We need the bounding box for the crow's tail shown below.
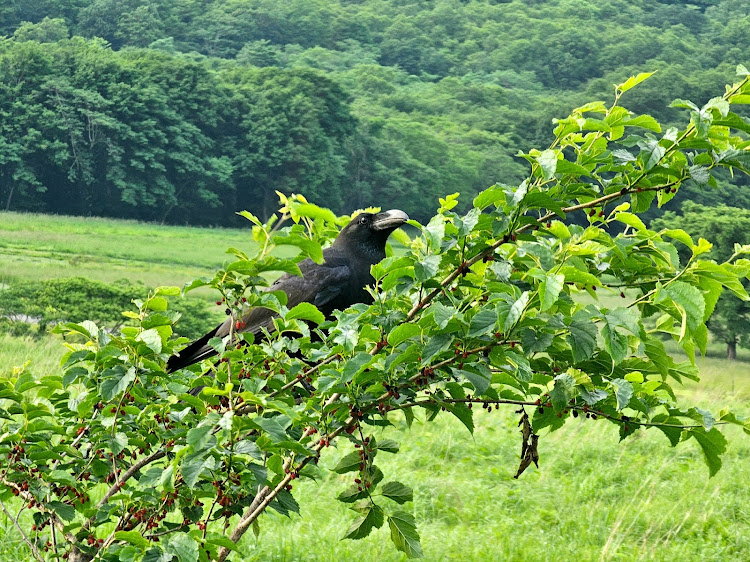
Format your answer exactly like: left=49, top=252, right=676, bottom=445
left=166, top=325, right=221, bottom=373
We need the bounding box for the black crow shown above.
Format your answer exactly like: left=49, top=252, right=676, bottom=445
left=166, top=209, right=409, bottom=373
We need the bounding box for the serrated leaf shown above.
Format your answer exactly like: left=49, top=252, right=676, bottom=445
left=536, top=149, right=558, bottom=179
left=624, top=114, right=661, bottom=132
left=136, top=328, right=163, bottom=354
left=689, top=427, right=727, bottom=477
left=662, top=281, right=706, bottom=334
left=388, top=324, right=422, bottom=347
left=431, top=302, right=457, bottom=329
left=48, top=501, right=76, bottom=522
left=181, top=452, right=214, bottom=488
left=503, top=292, right=529, bottom=331
left=611, top=379, right=634, bottom=410
left=388, top=512, right=423, bottom=558
left=382, top=481, right=414, bottom=504
left=467, top=309, right=498, bottom=337
left=344, top=505, right=385, bottom=540
left=540, top=273, right=564, bottom=311
left=186, top=425, right=213, bottom=450
left=423, top=214, right=445, bottom=251
left=115, top=531, right=151, bottom=549
left=334, top=451, right=364, bottom=474
left=101, top=367, right=136, bottom=401
left=414, top=254, right=440, bottom=282
left=286, top=302, right=325, bottom=325
left=254, top=417, right=288, bottom=443
left=165, top=533, right=198, bottom=562
left=473, top=185, right=505, bottom=209
left=376, top=439, right=400, bottom=453
left=618, top=72, right=655, bottom=93
left=550, top=374, right=575, bottom=411
left=567, top=318, right=598, bottom=362
left=453, top=367, right=491, bottom=395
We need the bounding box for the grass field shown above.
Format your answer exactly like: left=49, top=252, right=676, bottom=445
left=0, top=211, right=257, bottom=288
left=1, top=212, right=750, bottom=561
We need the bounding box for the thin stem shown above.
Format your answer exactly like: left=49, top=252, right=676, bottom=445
left=0, top=499, right=45, bottom=562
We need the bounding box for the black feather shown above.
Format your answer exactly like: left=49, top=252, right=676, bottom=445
left=166, top=209, right=408, bottom=375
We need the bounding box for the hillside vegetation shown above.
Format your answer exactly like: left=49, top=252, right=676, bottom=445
left=1, top=0, right=748, bottom=224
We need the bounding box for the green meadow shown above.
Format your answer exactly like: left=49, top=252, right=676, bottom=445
left=1, top=212, right=749, bottom=561
left=0, top=211, right=257, bottom=288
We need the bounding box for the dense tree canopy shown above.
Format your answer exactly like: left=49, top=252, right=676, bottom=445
left=1, top=1, right=748, bottom=224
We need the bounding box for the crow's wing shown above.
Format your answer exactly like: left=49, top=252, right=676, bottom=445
left=166, top=258, right=352, bottom=372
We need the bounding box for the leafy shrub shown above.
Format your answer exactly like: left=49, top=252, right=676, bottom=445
left=0, top=277, right=218, bottom=339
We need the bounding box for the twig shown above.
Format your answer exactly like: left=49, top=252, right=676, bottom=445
left=80, top=449, right=167, bottom=534
left=0, top=498, right=45, bottom=562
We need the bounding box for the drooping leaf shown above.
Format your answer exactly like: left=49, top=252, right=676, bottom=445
left=343, top=504, right=385, bottom=540
left=388, top=512, right=423, bottom=558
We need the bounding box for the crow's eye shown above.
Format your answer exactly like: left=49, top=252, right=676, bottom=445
left=359, top=216, right=368, bottom=225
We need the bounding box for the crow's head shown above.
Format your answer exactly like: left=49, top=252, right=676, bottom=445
left=334, top=209, right=409, bottom=263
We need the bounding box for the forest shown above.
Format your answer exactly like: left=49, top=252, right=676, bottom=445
left=1, top=0, right=749, bottom=226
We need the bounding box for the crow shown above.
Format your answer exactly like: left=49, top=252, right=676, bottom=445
left=166, top=209, right=409, bottom=373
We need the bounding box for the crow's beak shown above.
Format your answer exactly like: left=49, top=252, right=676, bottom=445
left=371, top=209, right=409, bottom=231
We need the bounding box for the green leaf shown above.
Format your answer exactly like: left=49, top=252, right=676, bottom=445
left=334, top=451, right=364, bottom=474
left=286, top=302, right=325, bottom=325
left=254, top=417, right=288, bottom=443
left=540, top=273, right=564, bottom=311
left=431, top=302, right=457, bottom=329
left=382, top=481, right=414, bottom=504
left=420, top=333, right=453, bottom=365
left=338, top=485, right=368, bottom=503
left=567, top=317, right=598, bottom=363
left=388, top=324, right=422, bottom=347
left=414, top=254, right=441, bottom=282
left=115, top=531, right=151, bottom=549
left=136, top=328, right=163, bottom=354
left=181, top=453, right=214, bottom=488
left=101, top=367, right=136, bottom=401
left=165, top=533, right=198, bottom=562
left=147, top=296, right=168, bottom=311
left=662, top=281, right=706, bottom=334
left=376, top=439, right=400, bottom=453
left=453, top=367, right=491, bottom=395
left=550, top=374, right=575, bottom=411
left=467, top=309, right=498, bottom=337
left=344, top=504, right=385, bottom=540
left=473, top=185, right=505, bottom=209
left=503, top=292, right=529, bottom=331
left=611, top=379, right=634, bottom=410
left=186, top=425, right=214, bottom=450
left=204, top=535, right=238, bottom=552
left=618, top=71, right=655, bottom=93
left=689, top=427, right=727, bottom=477
left=48, top=501, right=76, bottom=522
left=670, top=98, right=699, bottom=111
left=536, top=149, right=558, bottom=180
left=388, top=512, right=423, bottom=558
left=423, top=214, right=445, bottom=251
left=624, top=114, right=661, bottom=132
